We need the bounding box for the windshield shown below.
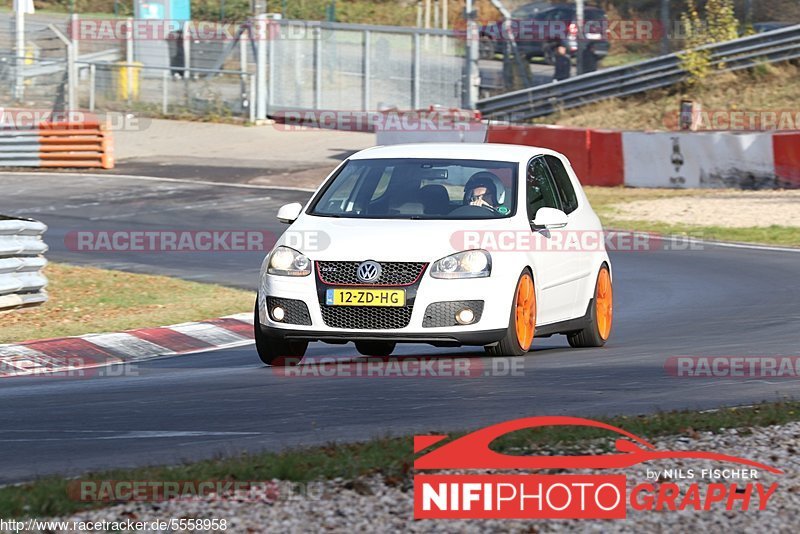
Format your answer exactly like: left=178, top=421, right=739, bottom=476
left=511, top=2, right=551, bottom=18
left=309, top=158, right=518, bottom=220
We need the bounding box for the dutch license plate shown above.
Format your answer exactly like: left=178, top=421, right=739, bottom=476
left=325, top=288, right=405, bottom=307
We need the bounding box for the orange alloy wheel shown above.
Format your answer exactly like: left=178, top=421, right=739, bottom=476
left=514, top=273, right=536, bottom=350
left=595, top=268, right=613, bottom=340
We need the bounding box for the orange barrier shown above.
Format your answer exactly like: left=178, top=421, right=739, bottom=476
left=0, top=121, right=114, bottom=169
left=38, top=122, right=114, bottom=169
left=38, top=120, right=103, bottom=130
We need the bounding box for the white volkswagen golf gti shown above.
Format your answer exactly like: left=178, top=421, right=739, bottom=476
left=255, top=143, right=613, bottom=365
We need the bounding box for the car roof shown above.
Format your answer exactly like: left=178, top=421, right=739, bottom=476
left=350, top=143, right=560, bottom=162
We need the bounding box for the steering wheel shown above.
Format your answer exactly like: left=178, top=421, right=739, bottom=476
left=448, top=205, right=497, bottom=218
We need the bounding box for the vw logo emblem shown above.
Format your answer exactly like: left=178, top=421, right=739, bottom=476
left=356, top=260, right=382, bottom=283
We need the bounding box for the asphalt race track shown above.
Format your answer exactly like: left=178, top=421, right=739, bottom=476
left=2, top=173, right=800, bottom=484
left=0, top=173, right=307, bottom=288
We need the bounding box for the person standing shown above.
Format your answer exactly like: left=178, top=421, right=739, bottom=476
left=581, top=42, right=600, bottom=74
left=553, top=44, right=571, bottom=82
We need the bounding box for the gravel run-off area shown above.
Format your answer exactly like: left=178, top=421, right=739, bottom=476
left=38, top=422, right=800, bottom=533
left=610, top=190, right=800, bottom=228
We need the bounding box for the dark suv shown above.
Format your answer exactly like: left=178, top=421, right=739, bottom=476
left=480, top=2, right=610, bottom=64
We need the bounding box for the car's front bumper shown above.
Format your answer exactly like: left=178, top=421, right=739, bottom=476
left=259, top=264, right=515, bottom=347
left=259, top=324, right=508, bottom=347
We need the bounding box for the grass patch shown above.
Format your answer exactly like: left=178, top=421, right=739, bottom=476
left=584, top=186, right=800, bottom=248
left=605, top=221, right=800, bottom=248
left=1, top=400, right=798, bottom=518
left=0, top=263, right=252, bottom=344
left=537, top=63, right=800, bottom=130
left=600, top=51, right=656, bottom=69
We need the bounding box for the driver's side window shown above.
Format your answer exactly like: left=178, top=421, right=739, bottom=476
left=322, top=166, right=362, bottom=213
left=526, top=157, right=561, bottom=221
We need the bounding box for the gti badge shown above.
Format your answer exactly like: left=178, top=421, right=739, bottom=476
left=356, top=260, right=382, bottom=283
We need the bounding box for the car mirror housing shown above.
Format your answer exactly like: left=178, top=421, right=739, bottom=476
left=276, top=202, right=303, bottom=224
left=532, top=207, right=568, bottom=229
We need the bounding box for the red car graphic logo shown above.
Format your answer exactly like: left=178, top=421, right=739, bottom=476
left=414, top=416, right=782, bottom=474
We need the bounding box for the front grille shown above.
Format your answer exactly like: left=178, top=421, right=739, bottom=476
left=423, top=300, right=485, bottom=328
left=317, top=261, right=427, bottom=286
left=267, top=297, right=312, bottom=326
left=320, top=306, right=413, bottom=330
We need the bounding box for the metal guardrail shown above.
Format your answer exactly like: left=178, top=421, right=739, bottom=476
left=0, top=216, right=48, bottom=312
left=477, top=24, right=800, bottom=120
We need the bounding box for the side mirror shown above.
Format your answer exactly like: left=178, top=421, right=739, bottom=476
left=532, top=207, right=568, bottom=229
left=276, top=202, right=303, bottom=224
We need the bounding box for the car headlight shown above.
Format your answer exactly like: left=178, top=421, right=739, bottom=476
left=431, top=250, right=491, bottom=279
left=267, top=246, right=311, bottom=276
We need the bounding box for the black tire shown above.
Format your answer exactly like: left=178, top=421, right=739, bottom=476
left=254, top=300, right=308, bottom=366
left=568, top=265, right=613, bottom=348
left=355, top=341, right=396, bottom=357
left=485, top=269, right=536, bottom=357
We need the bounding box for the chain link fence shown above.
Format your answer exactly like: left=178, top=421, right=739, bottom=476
left=265, top=21, right=462, bottom=112
left=1, top=14, right=468, bottom=121
left=1, top=14, right=73, bottom=111
left=76, top=62, right=254, bottom=119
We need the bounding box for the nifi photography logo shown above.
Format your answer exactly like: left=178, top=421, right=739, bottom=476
left=413, top=416, right=781, bottom=520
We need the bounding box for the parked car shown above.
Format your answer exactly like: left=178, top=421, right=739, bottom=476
left=480, top=2, right=610, bottom=64
left=255, top=144, right=613, bottom=365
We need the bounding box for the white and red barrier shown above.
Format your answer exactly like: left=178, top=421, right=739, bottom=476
left=621, top=131, right=777, bottom=188
left=486, top=124, right=800, bottom=189
left=773, top=132, right=800, bottom=187
left=374, top=114, right=799, bottom=188
left=487, top=125, right=624, bottom=187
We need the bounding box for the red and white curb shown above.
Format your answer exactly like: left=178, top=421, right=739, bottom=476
left=0, top=313, right=254, bottom=377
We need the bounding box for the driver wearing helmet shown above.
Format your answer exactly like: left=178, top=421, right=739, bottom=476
left=463, top=172, right=501, bottom=211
